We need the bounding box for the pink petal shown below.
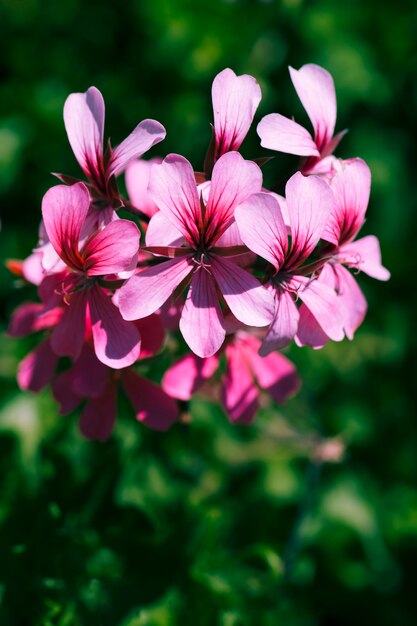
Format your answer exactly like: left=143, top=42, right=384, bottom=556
left=257, top=113, right=320, bottom=157
left=339, top=235, right=390, bottom=281
left=41, top=183, right=90, bottom=270
left=235, top=192, right=288, bottom=269
left=243, top=334, right=300, bottom=402
left=53, top=371, right=82, bottom=414
left=125, top=158, right=162, bottom=217
left=334, top=264, right=367, bottom=340
left=295, top=275, right=344, bottom=342
left=259, top=288, right=299, bottom=355
left=135, top=314, right=165, bottom=357
left=17, top=339, right=58, bottom=392
left=122, top=371, right=179, bottom=431
left=145, top=211, right=186, bottom=248
left=323, top=158, right=371, bottom=245
left=285, top=172, right=334, bottom=268
left=82, top=218, right=140, bottom=276
left=204, top=152, right=263, bottom=244
left=295, top=305, right=330, bottom=349
left=148, top=154, right=201, bottom=246
left=289, top=64, right=336, bottom=151
left=222, top=343, right=259, bottom=424
left=22, top=251, right=44, bottom=285
left=162, top=353, right=219, bottom=400
left=210, top=255, right=274, bottom=327
left=80, top=381, right=117, bottom=441
left=119, top=256, right=193, bottom=320
left=88, top=284, right=141, bottom=369
left=179, top=270, right=226, bottom=358
left=63, top=86, right=105, bottom=179
left=51, top=290, right=87, bottom=359
left=70, top=344, right=110, bottom=398
left=107, top=119, right=166, bottom=179
left=8, top=302, right=62, bottom=337
left=212, top=68, right=262, bottom=158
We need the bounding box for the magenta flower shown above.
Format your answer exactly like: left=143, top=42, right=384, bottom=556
left=119, top=151, right=275, bottom=358
left=62, top=87, right=166, bottom=204
left=41, top=182, right=141, bottom=368
left=235, top=172, right=345, bottom=355
left=52, top=316, right=177, bottom=441
left=296, top=159, right=390, bottom=347
left=204, top=68, right=262, bottom=174
left=162, top=330, right=299, bottom=424
left=257, top=64, right=346, bottom=174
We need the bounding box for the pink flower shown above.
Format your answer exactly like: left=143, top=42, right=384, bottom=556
left=257, top=64, right=346, bottom=175
left=125, top=157, right=162, bottom=218
left=296, top=159, right=390, bottom=347
left=162, top=330, right=299, bottom=424
left=52, top=316, right=177, bottom=441
left=119, top=152, right=275, bottom=358
left=41, top=182, right=141, bottom=368
left=235, top=172, right=345, bottom=355
left=204, top=68, right=262, bottom=174
left=62, top=86, right=166, bottom=203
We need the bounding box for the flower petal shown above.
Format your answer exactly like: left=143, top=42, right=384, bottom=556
left=18, top=339, right=58, bottom=392
left=257, top=113, right=320, bottom=157
left=51, top=290, right=87, bottom=359
left=210, top=255, right=274, bottom=327
left=88, top=284, right=141, bottom=369
left=289, top=64, right=336, bottom=151
left=285, top=171, right=334, bottom=268
left=80, top=381, right=117, bottom=441
left=162, top=353, right=219, bottom=400
left=107, top=119, right=166, bottom=179
left=145, top=211, right=186, bottom=248
left=41, top=182, right=90, bottom=270
left=53, top=371, right=82, bottom=414
left=339, top=235, right=390, bottom=281
left=83, top=218, right=140, bottom=276
left=179, top=270, right=226, bottom=358
left=212, top=68, right=262, bottom=159
left=125, top=158, right=162, bottom=218
left=135, top=314, right=165, bottom=358
left=122, top=371, right=179, bottom=431
left=235, top=192, right=288, bottom=269
left=259, top=288, right=299, bottom=355
left=119, top=256, right=193, bottom=320
left=64, top=86, right=105, bottom=179
left=323, top=158, right=371, bottom=245
left=222, top=343, right=259, bottom=424
left=204, top=152, right=262, bottom=244
left=295, top=276, right=344, bottom=342
left=148, top=154, right=201, bottom=245
left=242, top=334, right=300, bottom=402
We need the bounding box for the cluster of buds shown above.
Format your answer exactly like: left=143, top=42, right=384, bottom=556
left=8, top=64, right=389, bottom=440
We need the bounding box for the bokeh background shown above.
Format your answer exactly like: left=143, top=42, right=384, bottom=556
left=1, top=0, right=416, bottom=624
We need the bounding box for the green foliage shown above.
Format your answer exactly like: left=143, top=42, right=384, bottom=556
left=0, top=0, right=416, bottom=624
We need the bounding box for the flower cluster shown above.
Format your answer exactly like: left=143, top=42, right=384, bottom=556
left=8, top=64, right=389, bottom=440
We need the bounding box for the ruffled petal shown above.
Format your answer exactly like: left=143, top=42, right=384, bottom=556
left=107, top=119, right=166, bottom=179
left=257, top=113, right=320, bottom=157
left=179, top=270, right=226, bottom=358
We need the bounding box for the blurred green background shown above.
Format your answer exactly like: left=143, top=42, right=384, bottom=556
left=0, top=0, right=416, bottom=624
